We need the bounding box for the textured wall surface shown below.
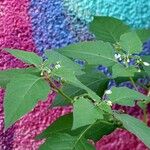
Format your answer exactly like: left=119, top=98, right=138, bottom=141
left=64, top=0, right=150, bottom=29
left=0, top=0, right=150, bottom=149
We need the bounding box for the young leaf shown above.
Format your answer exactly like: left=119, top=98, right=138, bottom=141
left=5, top=49, right=43, bottom=67
left=58, top=41, right=117, bottom=67
left=89, top=16, right=130, bottom=43
left=112, top=63, right=138, bottom=78
left=0, top=67, right=40, bottom=88
left=114, top=113, right=150, bottom=148
left=52, top=70, right=109, bottom=107
left=107, top=87, right=148, bottom=106
left=136, top=29, right=150, bottom=43
left=45, top=51, right=84, bottom=75
left=73, top=98, right=103, bottom=129
left=4, top=74, right=50, bottom=128
left=120, top=32, right=143, bottom=54
left=39, top=133, right=95, bottom=150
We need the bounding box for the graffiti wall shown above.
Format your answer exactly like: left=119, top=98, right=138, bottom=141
left=0, top=0, right=150, bottom=149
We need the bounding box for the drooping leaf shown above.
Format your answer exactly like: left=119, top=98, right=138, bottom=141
left=58, top=41, right=117, bottom=67
left=52, top=69, right=109, bottom=107
left=4, top=74, right=50, bottom=128
left=5, top=49, right=43, bottom=67
left=120, top=32, right=143, bottom=54
left=136, top=29, right=150, bottom=43
left=37, top=113, right=117, bottom=142
left=89, top=16, right=130, bottom=43
left=112, top=63, right=138, bottom=78
left=39, top=133, right=95, bottom=150
left=37, top=113, right=73, bottom=139
left=45, top=51, right=84, bottom=75
left=73, top=98, right=103, bottom=129
left=107, top=87, right=148, bottom=106
left=0, top=67, right=40, bottom=88
left=114, top=113, right=150, bottom=148
left=83, top=120, right=117, bottom=141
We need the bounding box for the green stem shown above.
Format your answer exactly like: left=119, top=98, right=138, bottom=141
left=129, top=77, right=138, bottom=91
left=57, top=87, right=73, bottom=103
left=44, top=72, right=73, bottom=103
left=129, top=77, right=148, bottom=123
left=49, top=79, right=73, bottom=103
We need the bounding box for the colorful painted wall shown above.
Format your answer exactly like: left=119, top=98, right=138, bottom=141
left=0, top=0, right=150, bottom=149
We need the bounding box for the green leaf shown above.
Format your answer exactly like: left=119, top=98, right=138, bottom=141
left=52, top=67, right=101, bottom=102
left=83, top=120, right=117, bottom=141
left=112, top=63, right=138, bottom=78
left=37, top=113, right=73, bottom=139
left=45, top=51, right=84, bottom=75
left=120, top=32, right=143, bottom=54
left=98, top=101, right=112, bottom=114
left=143, top=66, right=150, bottom=76
left=0, top=67, right=40, bottom=88
left=58, top=41, right=117, bottom=67
left=114, top=113, right=150, bottom=148
left=107, top=87, right=148, bottom=106
left=136, top=29, right=150, bottom=43
left=73, top=98, right=103, bottom=129
left=141, top=56, right=150, bottom=76
left=5, top=49, right=43, bottom=67
left=4, top=74, right=50, bottom=128
left=39, top=133, right=95, bottom=150
left=89, top=16, right=130, bottom=43
left=37, top=113, right=117, bottom=142
left=52, top=67, right=83, bottom=88
left=141, top=56, right=150, bottom=63
left=52, top=69, right=109, bottom=107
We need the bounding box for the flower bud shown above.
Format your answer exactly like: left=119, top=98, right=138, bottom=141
left=143, top=62, right=150, bottom=66
left=114, top=53, right=121, bottom=59
left=106, top=100, right=112, bottom=106
left=55, top=64, right=61, bottom=69
left=105, top=90, right=112, bottom=95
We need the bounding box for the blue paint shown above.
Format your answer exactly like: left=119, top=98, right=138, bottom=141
left=28, top=0, right=92, bottom=53
left=64, top=0, right=150, bottom=29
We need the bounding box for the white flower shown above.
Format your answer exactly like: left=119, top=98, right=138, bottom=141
left=55, top=64, right=61, bottom=69
left=138, top=69, right=141, bottom=72
left=105, top=90, right=112, bottom=95
left=127, top=58, right=130, bottom=63
left=106, top=100, right=112, bottom=106
left=114, top=53, right=121, bottom=59
left=143, top=62, right=150, bottom=66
